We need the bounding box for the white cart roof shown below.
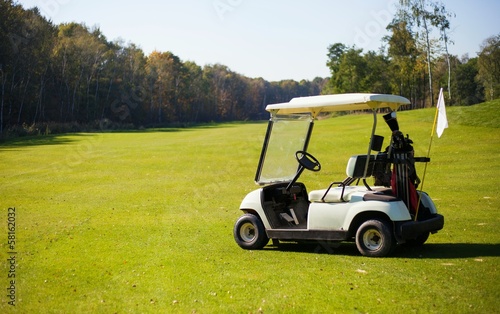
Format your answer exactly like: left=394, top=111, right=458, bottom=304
left=266, top=93, right=410, bottom=117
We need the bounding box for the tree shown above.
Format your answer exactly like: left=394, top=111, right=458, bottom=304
left=324, top=43, right=347, bottom=94
left=326, top=43, right=347, bottom=75
left=0, top=1, right=56, bottom=130
left=454, top=56, right=483, bottom=105
left=433, top=3, right=455, bottom=101
left=53, top=23, right=109, bottom=121
left=363, top=51, right=392, bottom=94
left=0, top=0, right=23, bottom=133
left=1, top=1, right=335, bottom=134
left=327, top=46, right=367, bottom=93
left=145, top=51, right=183, bottom=123
left=477, top=34, right=500, bottom=101
left=203, top=64, right=231, bottom=121
left=181, top=61, right=208, bottom=122
left=244, top=77, right=267, bottom=120
left=104, top=41, right=147, bottom=124
left=398, top=0, right=454, bottom=106
left=401, top=0, right=435, bottom=105
left=385, top=18, right=419, bottom=103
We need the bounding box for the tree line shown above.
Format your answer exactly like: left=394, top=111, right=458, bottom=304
left=325, top=0, right=499, bottom=108
left=0, top=0, right=327, bottom=136
left=1, top=0, right=499, bottom=137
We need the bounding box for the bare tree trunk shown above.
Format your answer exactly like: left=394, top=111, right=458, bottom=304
left=72, top=68, right=84, bottom=120
left=443, top=29, right=452, bottom=101
left=36, top=68, right=48, bottom=124
left=420, top=0, right=434, bottom=107
left=94, top=71, right=100, bottom=121
left=103, top=67, right=115, bottom=120
left=158, top=84, right=163, bottom=124
left=20, top=75, right=31, bottom=124
left=86, top=75, right=92, bottom=121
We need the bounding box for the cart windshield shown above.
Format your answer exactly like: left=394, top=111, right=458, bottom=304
left=255, top=114, right=314, bottom=185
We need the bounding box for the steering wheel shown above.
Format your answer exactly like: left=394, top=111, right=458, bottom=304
left=295, top=151, right=321, bottom=172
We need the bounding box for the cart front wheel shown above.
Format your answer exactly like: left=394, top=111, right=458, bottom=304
left=355, top=219, right=395, bottom=257
left=234, top=214, right=269, bottom=250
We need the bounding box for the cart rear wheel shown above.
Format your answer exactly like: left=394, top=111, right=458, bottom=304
left=355, top=219, right=395, bottom=257
left=234, top=214, right=268, bottom=250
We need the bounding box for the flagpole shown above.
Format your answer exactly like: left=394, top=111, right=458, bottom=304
left=415, top=89, right=441, bottom=221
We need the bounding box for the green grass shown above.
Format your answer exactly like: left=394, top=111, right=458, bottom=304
left=1, top=102, right=499, bottom=313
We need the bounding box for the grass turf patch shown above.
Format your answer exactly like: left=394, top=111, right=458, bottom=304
left=0, top=103, right=498, bottom=313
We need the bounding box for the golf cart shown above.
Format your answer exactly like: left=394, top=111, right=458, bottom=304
left=233, top=93, right=444, bottom=257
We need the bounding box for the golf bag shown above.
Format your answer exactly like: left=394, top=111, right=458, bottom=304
left=384, top=112, right=420, bottom=215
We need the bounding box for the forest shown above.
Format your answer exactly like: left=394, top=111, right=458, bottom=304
left=1, top=0, right=499, bottom=137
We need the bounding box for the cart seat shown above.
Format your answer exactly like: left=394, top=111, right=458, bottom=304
left=308, top=154, right=376, bottom=203
left=309, top=185, right=368, bottom=203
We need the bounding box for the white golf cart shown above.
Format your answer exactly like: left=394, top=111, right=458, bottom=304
left=233, top=93, right=444, bottom=257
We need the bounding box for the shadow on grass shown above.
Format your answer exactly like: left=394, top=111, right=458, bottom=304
left=116, top=120, right=267, bottom=133
left=264, top=242, right=500, bottom=259
left=0, top=133, right=93, bottom=150
left=0, top=121, right=268, bottom=148
left=394, top=243, right=500, bottom=259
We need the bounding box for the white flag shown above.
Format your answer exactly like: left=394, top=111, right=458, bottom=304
left=436, top=88, right=448, bottom=138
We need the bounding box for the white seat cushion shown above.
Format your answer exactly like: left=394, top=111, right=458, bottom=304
left=309, top=186, right=368, bottom=203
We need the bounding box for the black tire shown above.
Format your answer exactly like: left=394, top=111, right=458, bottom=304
left=233, top=214, right=269, bottom=250
left=355, top=219, right=395, bottom=257
left=404, top=232, right=430, bottom=247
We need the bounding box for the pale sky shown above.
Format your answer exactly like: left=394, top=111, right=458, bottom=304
left=18, top=0, right=500, bottom=81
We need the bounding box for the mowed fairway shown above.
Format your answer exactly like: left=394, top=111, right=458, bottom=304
left=1, top=102, right=499, bottom=313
